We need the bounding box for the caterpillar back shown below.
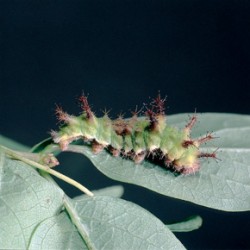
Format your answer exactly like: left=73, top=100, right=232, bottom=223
left=51, top=94, right=216, bottom=174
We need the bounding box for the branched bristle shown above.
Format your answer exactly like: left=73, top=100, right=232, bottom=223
left=144, top=93, right=167, bottom=131
left=145, top=108, right=158, bottom=130
left=55, top=105, right=70, bottom=123
left=185, top=114, right=197, bottom=131
left=50, top=130, right=60, bottom=143
left=197, top=133, right=216, bottom=145
left=150, top=92, right=166, bottom=115
left=117, top=112, right=125, bottom=120
left=130, top=105, right=143, bottom=117
left=101, top=108, right=111, bottom=118
left=79, top=94, right=93, bottom=119
left=199, top=147, right=219, bottom=160
left=145, top=108, right=157, bottom=120
left=199, top=151, right=217, bottom=159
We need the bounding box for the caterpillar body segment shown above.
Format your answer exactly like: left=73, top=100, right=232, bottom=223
left=51, top=94, right=216, bottom=174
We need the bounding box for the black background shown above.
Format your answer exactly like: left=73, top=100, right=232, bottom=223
left=1, top=1, right=250, bottom=249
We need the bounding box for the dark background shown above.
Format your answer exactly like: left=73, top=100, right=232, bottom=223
left=1, top=0, right=250, bottom=249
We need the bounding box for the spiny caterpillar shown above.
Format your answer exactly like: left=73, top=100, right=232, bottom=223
left=51, top=94, right=216, bottom=174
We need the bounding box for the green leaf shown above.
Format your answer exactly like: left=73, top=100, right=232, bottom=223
left=66, top=196, right=185, bottom=250
left=0, top=134, right=30, bottom=151
left=167, top=215, right=202, bottom=232
left=0, top=150, right=184, bottom=249
left=29, top=213, right=88, bottom=250
left=73, top=185, right=124, bottom=201
left=72, top=113, right=250, bottom=211
left=0, top=152, right=64, bottom=249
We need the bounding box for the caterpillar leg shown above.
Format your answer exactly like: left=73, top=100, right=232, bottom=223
left=91, top=140, right=105, bottom=154
left=179, top=161, right=200, bottom=175
left=108, top=146, right=121, bottom=157
left=133, top=151, right=147, bottom=164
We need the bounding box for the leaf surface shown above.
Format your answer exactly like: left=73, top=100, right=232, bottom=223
left=0, top=134, right=29, bottom=151
left=0, top=153, right=64, bottom=249
left=167, top=215, right=202, bottom=232
left=73, top=185, right=124, bottom=201
left=67, top=196, right=185, bottom=250
left=0, top=148, right=183, bottom=249
left=29, top=213, right=88, bottom=250
left=74, top=113, right=250, bottom=211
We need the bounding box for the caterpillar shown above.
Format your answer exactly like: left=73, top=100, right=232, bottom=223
left=51, top=94, right=216, bottom=174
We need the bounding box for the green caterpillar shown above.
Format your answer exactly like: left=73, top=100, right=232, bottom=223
left=51, top=94, right=216, bottom=174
